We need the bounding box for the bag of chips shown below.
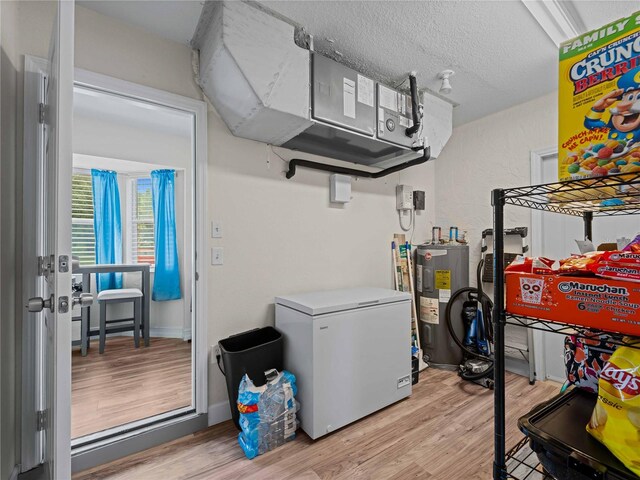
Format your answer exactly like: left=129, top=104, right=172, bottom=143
left=622, top=234, right=640, bottom=253
left=558, top=251, right=602, bottom=274
left=505, top=256, right=555, bottom=274
left=587, top=341, right=640, bottom=476
left=564, top=331, right=619, bottom=393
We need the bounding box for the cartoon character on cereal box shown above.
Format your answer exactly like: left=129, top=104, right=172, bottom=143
left=585, top=67, right=640, bottom=147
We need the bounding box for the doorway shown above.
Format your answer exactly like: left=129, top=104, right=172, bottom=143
left=22, top=59, right=209, bottom=475
left=530, top=148, right=640, bottom=381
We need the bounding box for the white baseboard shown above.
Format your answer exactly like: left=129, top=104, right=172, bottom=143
left=208, top=400, right=232, bottom=426
left=10, top=465, right=19, bottom=480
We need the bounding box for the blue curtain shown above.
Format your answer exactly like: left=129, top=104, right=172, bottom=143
left=91, top=169, right=123, bottom=291
left=151, top=169, right=181, bottom=301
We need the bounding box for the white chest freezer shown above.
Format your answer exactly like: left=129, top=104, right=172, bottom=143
left=275, top=287, right=412, bottom=439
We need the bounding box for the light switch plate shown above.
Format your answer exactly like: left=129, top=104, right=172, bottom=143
left=211, top=221, right=223, bottom=238
left=211, top=247, right=224, bottom=265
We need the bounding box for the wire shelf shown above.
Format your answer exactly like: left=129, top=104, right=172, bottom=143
left=505, top=313, right=640, bottom=349
left=499, top=172, right=640, bottom=216
left=505, top=437, right=553, bottom=480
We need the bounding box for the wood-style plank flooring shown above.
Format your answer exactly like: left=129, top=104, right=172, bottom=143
left=72, top=336, right=192, bottom=438
left=74, top=369, right=560, bottom=479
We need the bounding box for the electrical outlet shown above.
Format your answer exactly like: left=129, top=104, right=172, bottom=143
left=211, top=221, right=223, bottom=238
left=211, top=247, right=224, bottom=265
left=211, top=344, right=221, bottom=364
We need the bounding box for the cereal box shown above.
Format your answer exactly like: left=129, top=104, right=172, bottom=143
left=559, top=10, right=640, bottom=181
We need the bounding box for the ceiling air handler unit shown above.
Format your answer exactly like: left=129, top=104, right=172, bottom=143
left=192, top=1, right=451, bottom=178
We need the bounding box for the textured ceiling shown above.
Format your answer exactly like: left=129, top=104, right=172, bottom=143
left=79, top=0, right=640, bottom=126
left=261, top=0, right=562, bottom=125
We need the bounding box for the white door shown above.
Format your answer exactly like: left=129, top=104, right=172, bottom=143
left=25, top=2, right=75, bottom=478
left=531, top=149, right=640, bottom=381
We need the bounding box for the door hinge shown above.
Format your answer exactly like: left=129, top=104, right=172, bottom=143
left=38, top=103, right=47, bottom=124
left=36, top=410, right=47, bottom=431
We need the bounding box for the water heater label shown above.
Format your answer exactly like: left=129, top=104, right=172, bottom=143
left=420, top=297, right=439, bottom=324
left=439, top=289, right=451, bottom=304
left=435, top=270, right=451, bottom=290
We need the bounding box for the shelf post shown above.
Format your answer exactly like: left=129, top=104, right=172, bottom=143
left=492, top=188, right=507, bottom=479
left=583, top=211, right=593, bottom=241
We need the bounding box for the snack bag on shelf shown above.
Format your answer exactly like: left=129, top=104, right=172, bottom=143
left=505, top=256, right=555, bottom=274
left=590, top=250, right=640, bottom=283
left=564, top=331, right=619, bottom=393
left=623, top=234, right=640, bottom=253
left=558, top=251, right=603, bottom=274
left=587, top=341, right=640, bottom=475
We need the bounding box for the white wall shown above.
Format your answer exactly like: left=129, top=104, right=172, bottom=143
left=5, top=2, right=436, bottom=430
left=1, top=1, right=21, bottom=476
left=435, top=93, right=558, bottom=285
left=73, top=5, right=437, bottom=408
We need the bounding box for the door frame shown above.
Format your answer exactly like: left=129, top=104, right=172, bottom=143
left=22, top=59, right=210, bottom=473
left=22, top=54, right=49, bottom=474
left=529, top=146, right=562, bottom=382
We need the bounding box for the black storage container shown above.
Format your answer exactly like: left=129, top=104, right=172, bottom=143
left=518, top=388, right=637, bottom=480
left=218, top=327, right=283, bottom=429
left=411, top=355, right=419, bottom=385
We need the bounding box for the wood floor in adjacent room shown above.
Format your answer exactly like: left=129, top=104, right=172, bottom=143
left=72, top=336, right=192, bottom=439
left=74, top=369, right=560, bottom=480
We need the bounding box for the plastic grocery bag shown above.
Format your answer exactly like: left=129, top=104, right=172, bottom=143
left=587, top=341, right=640, bottom=475
left=237, top=369, right=298, bottom=459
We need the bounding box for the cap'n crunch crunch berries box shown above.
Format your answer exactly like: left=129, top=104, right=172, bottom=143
left=559, top=10, right=640, bottom=181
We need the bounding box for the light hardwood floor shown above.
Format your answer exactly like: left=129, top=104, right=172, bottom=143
left=74, top=370, right=560, bottom=479
left=72, top=336, right=192, bottom=438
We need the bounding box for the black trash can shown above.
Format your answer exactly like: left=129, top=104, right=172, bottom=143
left=217, top=327, right=283, bottom=429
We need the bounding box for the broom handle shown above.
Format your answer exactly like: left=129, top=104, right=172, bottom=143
left=405, top=242, right=422, bottom=352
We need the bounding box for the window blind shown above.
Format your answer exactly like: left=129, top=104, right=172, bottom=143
left=71, top=173, right=96, bottom=265
left=131, top=177, right=155, bottom=266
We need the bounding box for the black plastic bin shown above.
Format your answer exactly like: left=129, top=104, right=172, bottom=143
left=518, top=388, right=637, bottom=480
left=217, top=327, right=283, bottom=429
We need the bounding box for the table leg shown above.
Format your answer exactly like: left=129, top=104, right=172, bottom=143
left=144, top=268, right=150, bottom=347
left=83, top=272, right=91, bottom=355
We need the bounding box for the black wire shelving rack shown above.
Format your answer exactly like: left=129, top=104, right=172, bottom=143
left=492, top=172, right=640, bottom=480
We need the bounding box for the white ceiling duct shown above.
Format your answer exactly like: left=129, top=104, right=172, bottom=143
left=192, top=1, right=453, bottom=175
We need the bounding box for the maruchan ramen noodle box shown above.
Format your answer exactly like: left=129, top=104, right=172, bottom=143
left=587, top=343, right=640, bottom=476
left=505, top=273, right=640, bottom=337
left=559, top=10, right=640, bottom=181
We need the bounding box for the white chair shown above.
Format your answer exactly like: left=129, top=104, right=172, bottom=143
left=97, top=288, right=143, bottom=354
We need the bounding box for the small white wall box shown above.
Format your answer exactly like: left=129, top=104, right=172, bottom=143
left=330, top=174, right=351, bottom=203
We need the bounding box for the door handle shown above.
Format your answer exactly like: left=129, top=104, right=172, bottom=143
left=26, top=294, right=54, bottom=313
left=72, top=293, right=93, bottom=308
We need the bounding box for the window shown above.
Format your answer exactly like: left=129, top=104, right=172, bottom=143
left=71, top=173, right=96, bottom=265
left=130, top=177, right=155, bottom=266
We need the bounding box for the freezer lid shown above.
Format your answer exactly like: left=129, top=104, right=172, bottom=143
left=275, top=287, right=410, bottom=316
